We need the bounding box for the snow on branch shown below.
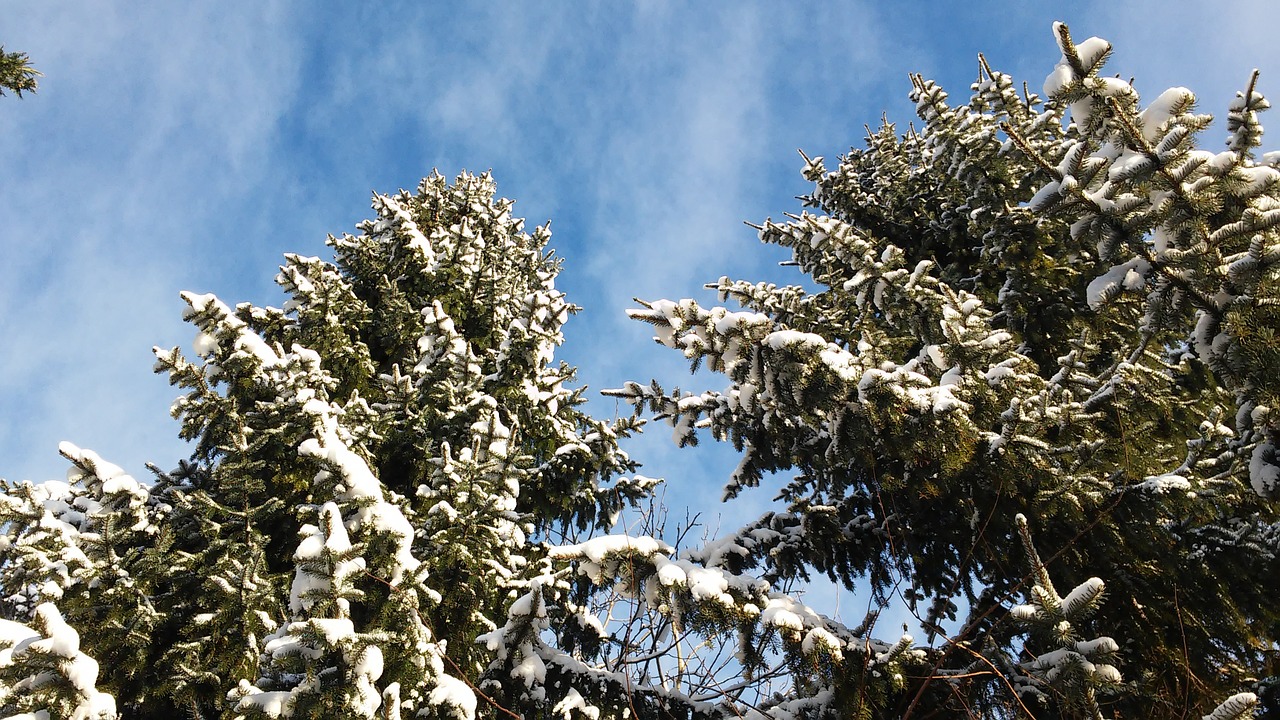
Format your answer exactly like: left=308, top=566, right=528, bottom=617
left=0, top=602, right=117, bottom=719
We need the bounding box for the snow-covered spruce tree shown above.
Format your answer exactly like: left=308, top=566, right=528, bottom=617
left=1, top=171, right=657, bottom=719
left=146, top=171, right=669, bottom=718
left=608, top=23, right=1280, bottom=719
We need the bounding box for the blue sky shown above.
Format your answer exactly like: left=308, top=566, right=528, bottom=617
left=3, top=2, right=1279, bottom=625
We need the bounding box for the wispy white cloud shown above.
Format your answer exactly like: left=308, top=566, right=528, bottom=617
left=0, top=2, right=304, bottom=481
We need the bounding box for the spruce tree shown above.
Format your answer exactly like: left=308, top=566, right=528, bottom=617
left=608, top=22, right=1280, bottom=719
left=0, top=172, right=657, bottom=718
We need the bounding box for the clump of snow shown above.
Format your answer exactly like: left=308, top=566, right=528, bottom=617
left=289, top=503, right=367, bottom=615
left=1043, top=62, right=1074, bottom=99
left=801, top=627, right=844, bottom=660
left=1061, top=577, right=1104, bottom=618
left=1204, top=693, right=1259, bottom=720
left=1108, top=148, right=1154, bottom=181
left=193, top=331, right=220, bottom=356
left=1249, top=441, right=1279, bottom=497
left=760, top=597, right=819, bottom=635
left=552, top=688, right=600, bottom=720
left=1043, top=27, right=1110, bottom=98
left=1010, top=602, right=1041, bottom=622
left=427, top=674, right=477, bottom=720
left=1133, top=473, right=1191, bottom=494
left=350, top=644, right=385, bottom=717
left=763, top=329, right=830, bottom=352
left=1074, top=36, right=1111, bottom=72
left=1138, top=87, right=1195, bottom=144
left=511, top=650, right=548, bottom=686
left=1237, top=165, right=1280, bottom=195
left=1086, top=257, right=1150, bottom=309
left=1029, top=180, right=1062, bottom=211
left=0, top=618, right=39, bottom=667
left=229, top=681, right=294, bottom=719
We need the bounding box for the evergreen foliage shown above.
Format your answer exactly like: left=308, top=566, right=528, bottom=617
left=0, top=46, right=39, bottom=97
left=2, top=21, right=1278, bottom=720
left=609, top=21, right=1280, bottom=720
left=0, top=602, right=118, bottom=719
